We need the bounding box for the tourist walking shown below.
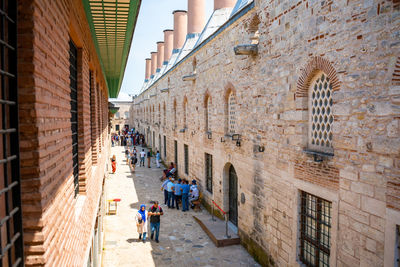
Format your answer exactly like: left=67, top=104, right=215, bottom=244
left=139, top=149, right=146, bottom=167
left=135, top=204, right=148, bottom=243
left=156, top=150, right=161, bottom=168
left=111, top=155, right=116, bottom=174
left=161, top=178, right=170, bottom=205
left=148, top=201, right=163, bottom=243
left=167, top=177, right=175, bottom=208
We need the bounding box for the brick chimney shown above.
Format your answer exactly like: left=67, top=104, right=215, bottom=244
left=172, top=10, right=187, bottom=52
left=145, top=58, right=151, bottom=81
left=156, top=42, right=164, bottom=71
left=214, top=0, right=236, bottom=10
left=188, top=0, right=205, bottom=34
left=150, top=52, right=157, bottom=78
left=163, top=30, right=174, bottom=64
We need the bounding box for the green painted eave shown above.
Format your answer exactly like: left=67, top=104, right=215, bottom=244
left=83, top=0, right=141, bottom=98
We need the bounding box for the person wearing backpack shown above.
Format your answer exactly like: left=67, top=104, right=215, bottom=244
left=148, top=201, right=163, bottom=243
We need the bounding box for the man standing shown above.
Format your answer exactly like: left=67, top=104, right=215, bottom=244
left=181, top=180, right=190, bottom=212
left=156, top=150, right=161, bottom=168
left=174, top=179, right=182, bottom=210
left=139, top=149, right=146, bottom=167
left=148, top=201, right=163, bottom=243
left=189, top=180, right=199, bottom=208
left=161, top=178, right=169, bottom=205
left=167, top=177, right=175, bottom=208
left=147, top=150, right=152, bottom=168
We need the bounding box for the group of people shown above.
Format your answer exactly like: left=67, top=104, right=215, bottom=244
left=110, top=130, right=202, bottom=244
left=161, top=174, right=199, bottom=211
left=111, top=128, right=146, bottom=147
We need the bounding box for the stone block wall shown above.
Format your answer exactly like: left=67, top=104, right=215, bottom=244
left=133, top=1, right=399, bottom=266
left=18, top=0, right=110, bottom=265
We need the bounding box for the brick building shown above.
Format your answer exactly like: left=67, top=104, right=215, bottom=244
left=0, top=0, right=140, bottom=266
left=132, top=0, right=400, bottom=266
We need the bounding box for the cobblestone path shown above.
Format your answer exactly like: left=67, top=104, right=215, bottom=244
left=102, top=145, right=260, bottom=267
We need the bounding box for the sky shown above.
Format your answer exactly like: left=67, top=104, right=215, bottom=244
left=111, top=0, right=214, bottom=101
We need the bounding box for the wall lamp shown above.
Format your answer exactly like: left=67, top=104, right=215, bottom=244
left=234, top=44, right=258, bottom=56
left=207, top=131, right=212, bottom=139
left=182, top=73, right=197, bottom=81
left=231, top=134, right=241, bottom=141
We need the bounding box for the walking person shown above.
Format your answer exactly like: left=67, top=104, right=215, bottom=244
left=156, top=150, right=161, bottom=168
left=147, top=149, right=152, bottom=168
left=110, top=155, right=116, bottom=174
left=135, top=204, right=148, bottom=243
left=148, top=201, right=163, bottom=243
left=181, top=179, right=190, bottom=212
left=139, top=149, right=146, bottom=167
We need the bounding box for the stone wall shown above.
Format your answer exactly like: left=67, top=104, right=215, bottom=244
left=18, top=0, right=110, bottom=265
left=110, top=101, right=133, bottom=133
left=132, top=1, right=400, bottom=266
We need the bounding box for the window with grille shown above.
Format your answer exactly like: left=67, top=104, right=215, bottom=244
left=174, top=140, right=178, bottom=169
left=309, top=72, right=333, bottom=153
left=300, top=191, right=331, bottom=267
left=163, top=103, right=166, bottom=126
left=205, top=96, right=211, bottom=132
left=396, top=225, right=400, bottom=266
left=205, top=153, right=213, bottom=193
left=0, top=0, right=24, bottom=264
left=174, top=102, right=177, bottom=128
left=69, top=39, right=79, bottom=197
left=163, top=136, right=166, bottom=158
left=228, top=92, right=236, bottom=134
left=184, top=144, right=189, bottom=175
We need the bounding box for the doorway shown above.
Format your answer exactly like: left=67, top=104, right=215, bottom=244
left=228, top=165, right=238, bottom=226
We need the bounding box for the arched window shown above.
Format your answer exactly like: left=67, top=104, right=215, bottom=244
left=173, top=99, right=177, bottom=128
left=309, top=71, right=333, bottom=152
left=163, top=102, right=166, bottom=126
left=124, top=111, right=129, bottom=119
left=205, top=95, right=211, bottom=132
left=228, top=92, right=236, bottom=134
left=183, top=97, right=188, bottom=128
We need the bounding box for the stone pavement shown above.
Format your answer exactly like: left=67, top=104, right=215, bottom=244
left=102, top=145, right=260, bottom=267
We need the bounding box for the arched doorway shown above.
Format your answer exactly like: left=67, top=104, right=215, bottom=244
left=228, top=165, right=238, bottom=226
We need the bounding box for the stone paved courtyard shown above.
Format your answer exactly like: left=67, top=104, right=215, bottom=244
left=102, top=145, right=260, bottom=267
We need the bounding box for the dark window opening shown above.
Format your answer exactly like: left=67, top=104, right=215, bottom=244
left=300, top=191, right=331, bottom=267
left=184, top=144, right=189, bottom=175
left=205, top=153, right=213, bottom=193
left=174, top=140, right=178, bottom=170
left=0, top=0, right=24, bottom=264
left=69, top=39, right=79, bottom=197
left=163, top=135, right=166, bottom=158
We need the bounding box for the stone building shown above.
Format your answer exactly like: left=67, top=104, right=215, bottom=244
left=110, top=101, right=134, bottom=133
left=0, top=0, right=140, bottom=266
left=132, top=0, right=400, bottom=266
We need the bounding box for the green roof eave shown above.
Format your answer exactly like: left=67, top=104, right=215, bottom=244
left=83, top=0, right=141, bottom=98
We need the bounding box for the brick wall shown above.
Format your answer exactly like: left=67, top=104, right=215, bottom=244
left=18, top=0, right=110, bottom=265
left=132, top=0, right=400, bottom=266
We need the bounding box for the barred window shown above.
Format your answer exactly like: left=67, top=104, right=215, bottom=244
left=309, top=72, right=333, bottom=152
left=228, top=92, right=236, bottom=134
left=174, top=101, right=177, bottom=128
left=205, top=153, right=213, bottom=193
left=174, top=140, right=178, bottom=169
left=184, top=144, right=189, bottom=175
left=163, top=102, right=166, bottom=126
left=396, top=225, right=400, bottom=266
left=300, top=191, right=331, bottom=267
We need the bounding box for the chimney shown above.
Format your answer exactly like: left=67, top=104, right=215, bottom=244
left=163, top=30, right=174, bottom=63
left=214, top=0, right=236, bottom=10
left=188, top=0, right=205, bottom=34
left=145, top=58, right=151, bottom=81
left=172, top=10, right=187, bottom=51
left=150, top=52, right=157, bottom=77
left=156, top=42, right=165, bottom=71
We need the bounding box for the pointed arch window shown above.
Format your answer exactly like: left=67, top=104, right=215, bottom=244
left=228, top=92, right=236, bottom=134
left=308, top=72, right=333, bottom=153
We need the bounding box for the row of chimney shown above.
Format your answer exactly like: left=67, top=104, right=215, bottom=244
left=144, top=0, right=236, bottom=81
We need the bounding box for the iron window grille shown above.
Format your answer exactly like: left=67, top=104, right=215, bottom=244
left=205, top=153, right=213, bottom=193
left=396, top=225, right=400, bottom=266
left=0, top=0, right=24, bottom=264
left=184, top=144, right=189, bottom=175
left=300, top=191, right=331, bottom=267
left=174, top=140, right=178, bottom=170
left=163, top=136, right=166, bottom=158
left=69, top=39, right=79, bottom=197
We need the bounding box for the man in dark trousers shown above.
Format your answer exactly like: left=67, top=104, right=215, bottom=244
left=147, top=149, right=152, bottom=168
left=148, top=201, right=163, bottom=243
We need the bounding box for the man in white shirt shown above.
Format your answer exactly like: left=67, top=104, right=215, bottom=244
left=139, top=149, right=146, bottom=167
left=189, top=180, right=199, bottom=208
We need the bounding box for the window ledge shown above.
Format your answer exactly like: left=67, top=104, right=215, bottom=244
left=75, top=195, right=87, bottom=222
left=303, top=149, right=334, bottom=162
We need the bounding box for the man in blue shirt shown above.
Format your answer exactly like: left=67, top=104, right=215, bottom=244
left=161, top=178, right=169, bottom=205
left=181, top=179, right=190, bottom=212
left=174, top=179, right=182, bottom=210
left=166, top=177, right=175, bottom=208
